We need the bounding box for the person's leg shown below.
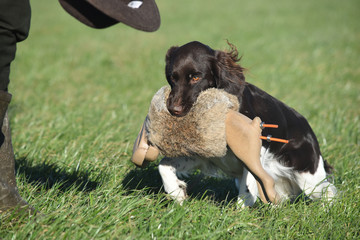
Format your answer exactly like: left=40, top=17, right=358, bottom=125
left=0, top=0, right=32, bottom=213
left=0, top=92, right=33, bottom=213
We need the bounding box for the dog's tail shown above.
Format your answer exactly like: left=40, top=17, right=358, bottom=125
left=323, top=158, right=334, bottom=174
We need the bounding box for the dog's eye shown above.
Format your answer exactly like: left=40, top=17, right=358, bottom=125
left=192, top=76, right=200, bottom=81
left=189, top=75, right=201, bottom=83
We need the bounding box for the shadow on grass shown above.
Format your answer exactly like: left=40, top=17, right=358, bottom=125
left=121, top=163, right=238, bottom=204
left=15, top=157, right=100, bottom=192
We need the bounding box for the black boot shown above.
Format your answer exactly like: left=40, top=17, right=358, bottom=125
left=0, top=90, right=34, bottom=214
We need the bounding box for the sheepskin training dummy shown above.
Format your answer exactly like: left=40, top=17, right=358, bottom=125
left=131, top=86, right=279, bottom=204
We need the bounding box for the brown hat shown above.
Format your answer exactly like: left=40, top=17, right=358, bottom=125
left=58, top=0, right=160, bottom=32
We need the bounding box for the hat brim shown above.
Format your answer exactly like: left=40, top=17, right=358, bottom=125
left=59, top=0, right=160, bottom=32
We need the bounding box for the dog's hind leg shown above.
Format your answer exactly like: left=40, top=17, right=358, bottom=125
left=158, top=157, right=201, bottom=205
left=294, top=156, right=337, bottom=202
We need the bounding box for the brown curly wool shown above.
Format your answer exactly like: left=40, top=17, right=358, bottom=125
left=145, top=86, right=240, bottom=158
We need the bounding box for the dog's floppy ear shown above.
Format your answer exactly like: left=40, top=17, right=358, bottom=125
left=165, top=46, right=179, bottom=79
left=213, top=42, right=245, bottom=90
left=166, top=46, right=178, bottom=64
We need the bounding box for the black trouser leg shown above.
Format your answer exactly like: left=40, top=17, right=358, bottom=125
left=0, top=0, right=32, bottom=214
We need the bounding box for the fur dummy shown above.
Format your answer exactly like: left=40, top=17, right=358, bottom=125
left=131, top=86, right=280, bottom=204
left=145, top=86, right=239, bottom=158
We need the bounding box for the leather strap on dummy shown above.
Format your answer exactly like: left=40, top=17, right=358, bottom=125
left=131, top=117, right=159, bottom=168
left=225, top=110, right=280, bottom=204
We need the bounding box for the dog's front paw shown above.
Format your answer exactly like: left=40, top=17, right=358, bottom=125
left=165, top=179, right=188, bottom=205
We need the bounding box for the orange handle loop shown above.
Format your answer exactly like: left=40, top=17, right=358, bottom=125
left=262, top=123, right=278, bottom=128
left=260, top=136, right=289, bottom=144
left=260, top=122, right=278, bottom=129
left=259, top=122, right=289, bottom=144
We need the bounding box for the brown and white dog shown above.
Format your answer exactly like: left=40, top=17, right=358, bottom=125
left=158, top=41, right=336, bottom=206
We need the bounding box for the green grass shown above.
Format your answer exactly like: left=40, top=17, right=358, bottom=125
left=1, top=0, right=359, bottom=239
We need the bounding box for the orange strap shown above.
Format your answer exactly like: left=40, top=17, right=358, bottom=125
left=260, top=122, right=289, bottom=144
left=260, top=136, right=289, bottom=144
left=261, top=123, right=278, bottom=129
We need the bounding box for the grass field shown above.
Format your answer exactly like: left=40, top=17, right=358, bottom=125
left=1, top=0, right=359, bottom=239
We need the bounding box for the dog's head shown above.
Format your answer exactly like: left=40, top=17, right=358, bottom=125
left=165, top=41, right=246, bottom=117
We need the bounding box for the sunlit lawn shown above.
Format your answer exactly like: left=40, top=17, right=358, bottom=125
left=1, top=0, right=359, bottom=239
